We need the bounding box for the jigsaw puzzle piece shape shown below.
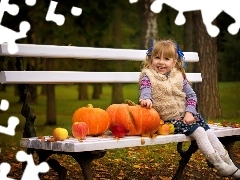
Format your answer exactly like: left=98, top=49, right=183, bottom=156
left=0, top=116, right=19, bottom=136
left=150, top=0, right=164, bottom=13
left=223, top=5, right=240, bottom=35
left=0, top=0, right=19, bottom=22
left=201, top=7, right=222, bottom=37
left=25, top=0, right=37, bottom=6
left=0, top=99, right=9, bottom=111
left=0, top=162, right=15, bottom=180
left=129, top=0, right=138, bottom=3
left=0, top=21, right=30, bottom=54
left=16, top=151, right=49, bottom=180
left=175, top=12, right=186, bottom=25
left=0, top=99, right=19, bottom=136
left=71, top=6, right=82, bottom=16
left=46, top=0, right=65, bottom=26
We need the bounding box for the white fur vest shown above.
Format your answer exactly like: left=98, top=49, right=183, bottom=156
left=140, top=67, right=186, bottom=121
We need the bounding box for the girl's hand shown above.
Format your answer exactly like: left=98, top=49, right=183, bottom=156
left=183, top=112, right=196, bottom=124
left=139, top=99, right=152, bottom=109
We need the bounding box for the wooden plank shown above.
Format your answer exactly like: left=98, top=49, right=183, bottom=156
left=0, top=43, right=199, bottom=62
left=0, top=71, right=202, bottom=84
left=20, top=127, right=240, bottom=153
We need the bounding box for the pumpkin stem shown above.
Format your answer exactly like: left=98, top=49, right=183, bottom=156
left=125, top=99, right=136, bottom=106
left=87, top=104, right=93, bottom=108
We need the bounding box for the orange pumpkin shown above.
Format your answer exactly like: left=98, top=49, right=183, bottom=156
left=72, top=104, right=111, bottom=136
left=106, top=100, right=161, bottom=135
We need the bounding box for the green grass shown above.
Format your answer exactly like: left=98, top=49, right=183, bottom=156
left=0, top=82, right=239, bottom=146
left=218, top=82, right=240, bottom=120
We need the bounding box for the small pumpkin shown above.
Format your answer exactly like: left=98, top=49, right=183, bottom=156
left=106, top=100, right=161, bottom=136
left=72, top=104, right=111, bottom=136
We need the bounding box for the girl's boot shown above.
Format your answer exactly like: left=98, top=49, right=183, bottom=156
left=206, top=151, right=238, bottom=177
left=190, top=127, right=238, bottom=177
left=206, top=129, right=240, bottom=179
left=220, top=151, right=240, bottom=179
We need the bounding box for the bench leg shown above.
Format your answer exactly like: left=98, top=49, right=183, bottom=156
left=37, top=150, right=67, bottom=180
left=22, top=148, right=35, bottom=172
left=47, top=158, right=67, bottom=180
left=71, top=150, right=107, bottom=180
left=172, top=141, right=198, bottom=180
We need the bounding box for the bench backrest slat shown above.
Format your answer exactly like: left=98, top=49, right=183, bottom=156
left=0, top=43, right=199, bottom=62
left=0, top=71, right=202, bottom=84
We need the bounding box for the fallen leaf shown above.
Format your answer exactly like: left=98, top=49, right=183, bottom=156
left=133, top=164, right=141, bottom=168
left=141, top=138, right=145, bottom=145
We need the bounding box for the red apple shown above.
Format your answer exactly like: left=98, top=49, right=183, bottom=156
left=72, top=122, right=89, bottom=140
left=110, top=123, right=129, bottom=138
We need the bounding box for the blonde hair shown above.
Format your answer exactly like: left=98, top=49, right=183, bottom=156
left=141, top=39, right=187, bottom=79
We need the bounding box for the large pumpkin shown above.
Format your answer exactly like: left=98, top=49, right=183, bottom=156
left=106, top=100, right=161, bottom=135
left=72, top=104, right=111, bottom=136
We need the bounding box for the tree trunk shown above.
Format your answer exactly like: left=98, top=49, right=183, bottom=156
left=92, top=60, right=102, bottom=100
left=92, top=84, right=102, bottom=99
left=45, top=59, right=57, bottom=125
left=183, top=12, right=194, bottom=74
left=183, top=12, right=193, bottom=51
left=192, top=11, right=221, bottom=119
left=46, top=84, right=56, bottom=125
left=139, top=0, right=158, bottom=49
left=78, top=84, right=89, bottom=100
left=111, top=5, right=124, bottom=104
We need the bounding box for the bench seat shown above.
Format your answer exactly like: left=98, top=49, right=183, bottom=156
left=20, top=125, right=240, bottom=152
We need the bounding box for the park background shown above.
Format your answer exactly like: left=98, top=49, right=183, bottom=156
left=0, top=1, right=239, bottom=179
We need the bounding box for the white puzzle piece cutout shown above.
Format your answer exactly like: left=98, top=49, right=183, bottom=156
left=16, top=151, right=49, bottom=180
left=0, top=116, right=19, bottom=136
left=46, top=0, right=65, bottom=26
left=0, top=99, right=19, bottom=136
left=0, top=0, right=31, bottom=54
left=46, top=0, right=82, bottom=26
left=71, top=6, right=82, bottom=16
left=130, top=0, right=240, bottom=37
left=0, top=0, right=82, bottom=54
left=0, top=163, right=15, bottom=180
left=25, top=0, right=37, bottom=6
left=129, top=0, right=138, bottom=4
left=0, top=99, right=9, bottom=111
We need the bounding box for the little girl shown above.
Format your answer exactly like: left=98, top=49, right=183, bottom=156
left=139, top=39, right=240, bottom=179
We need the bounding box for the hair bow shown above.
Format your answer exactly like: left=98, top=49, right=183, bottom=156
left=146, top=39, right=154, bottom=56
left=175, top=43, right=187, bottom=68
left=176, top=43, right=184, bottom=59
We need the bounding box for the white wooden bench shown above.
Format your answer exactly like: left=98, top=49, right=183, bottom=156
left=0, top=43, right=239, bottom=180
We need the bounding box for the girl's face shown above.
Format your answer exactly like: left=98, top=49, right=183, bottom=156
left=151, top=54, right=176, bottom=74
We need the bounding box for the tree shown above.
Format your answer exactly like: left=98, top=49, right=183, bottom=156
left=183, top=12, right=194, bottom=51
left=139, top=0, right=159, bottom=49
left=183, top=12, right=195, bottom=74
left=45, top=59, right=57, bottom=125
left=111, top=3, right=124, bottom=104
left=192, top=11, right=221, bottom=119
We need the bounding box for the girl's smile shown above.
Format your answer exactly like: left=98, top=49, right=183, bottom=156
left=151, top=54, right=176, bottom=74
